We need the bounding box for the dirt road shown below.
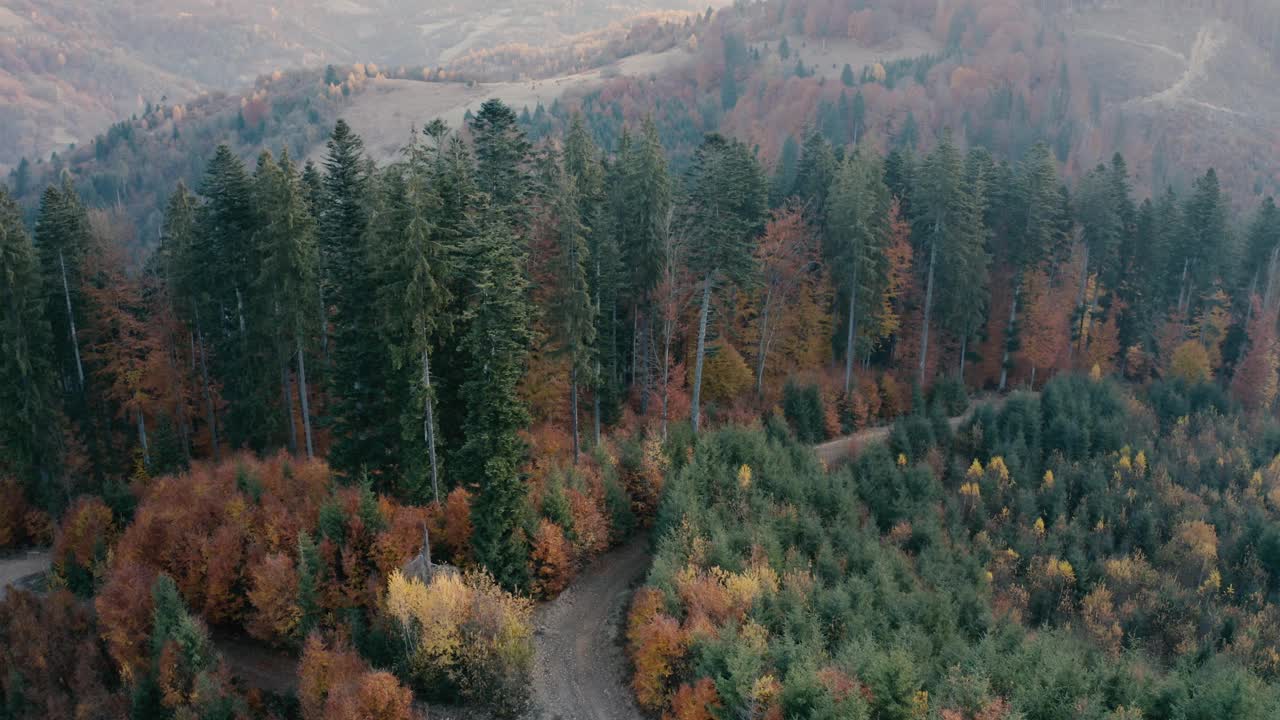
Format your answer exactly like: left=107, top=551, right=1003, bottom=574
left=813, top=393, right=1019, bottom=466
left=0, top=550, right=50, bottom=594
left=529, top=539, right=649, bottom=720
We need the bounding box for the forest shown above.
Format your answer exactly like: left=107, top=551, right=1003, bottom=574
left=3, top=3, right=1280, bottom=718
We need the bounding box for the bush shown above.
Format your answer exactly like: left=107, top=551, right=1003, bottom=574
left=927, top=377, right=969, bottom=417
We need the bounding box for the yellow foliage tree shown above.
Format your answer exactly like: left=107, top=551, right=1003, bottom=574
left=1167, top=340, right=1211, bottom=385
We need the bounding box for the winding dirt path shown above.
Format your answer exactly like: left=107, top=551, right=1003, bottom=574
left=0, top=550, right=50, bottom=594
left=530, top=539, right=650, bottom=720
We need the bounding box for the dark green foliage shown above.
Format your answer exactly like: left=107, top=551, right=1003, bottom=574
left=782, top=382, right=826, bottom=444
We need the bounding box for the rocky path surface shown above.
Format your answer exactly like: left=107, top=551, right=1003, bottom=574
left=529, top=539, right=650, bottom=720
left=0, top=550, right=50, bottom=594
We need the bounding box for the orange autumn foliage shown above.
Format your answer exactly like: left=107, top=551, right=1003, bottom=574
left=530, top=519, right=574, bottom=598
left=247, top=552, right=301, bottom=645
left=630, top=611, right=685, bottom=711
left=95, top=562, right=158, bottom=681
left=666, top=677, right=722, bottom=720
left=53, top=495, right=115, bottom=570
left=299, top=635, right=418, bottom=720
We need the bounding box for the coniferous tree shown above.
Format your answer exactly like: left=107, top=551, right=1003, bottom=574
left=936, top=149, right=992, bottom=377
left=684, top=134, right=767, bottom=433
left=828, top=147, right=891, bottom=393
left=1244, top=197, right=1280, bottom=306
left=1177, top=169, right=1231, bottom=315
left=457, top=217, right=532, bottom=590
left=319, top=122, right=395, bottom=481
left=563, top=113, right=613, bottom=444
left=35, top=177, right=91, bottom=395
left=997, top=142, right=1064, bottom=390
left=0, top=188, right=61, bottom=497
left=911, top=130, right=973, bottom=384
left=790, top=129, right=837, bottom=243
left=544, top=153, right=596, bottom=463
left=470, top=99, right=532, bottom=219
left=378, top=133, right=451, bottom=502
left=610, top=118, right=670, bottom=412
left=253, top=150, right=318, bottom=458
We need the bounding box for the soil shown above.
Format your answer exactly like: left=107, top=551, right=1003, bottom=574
left=528, top=539, right=650, bottom=720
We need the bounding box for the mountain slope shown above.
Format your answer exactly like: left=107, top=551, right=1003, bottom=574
left=0, top=0, right=724, bottom=170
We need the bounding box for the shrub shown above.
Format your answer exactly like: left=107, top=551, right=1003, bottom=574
left=783, top=382, right=828, bottom=443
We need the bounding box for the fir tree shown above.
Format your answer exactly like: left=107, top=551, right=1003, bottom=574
left=470, top=99, right=531, bottom=218
left=684, top=134, right=767, bottom=432
left=0, top=187, right=60, bottom=496
left=457, top=218, right=533, bottom=590
left=828, top=147, right=892, bottom=392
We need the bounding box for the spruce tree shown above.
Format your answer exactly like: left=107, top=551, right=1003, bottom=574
left=684, top=134, right=767, bottom=433
left=544, top=153, right=596, bottom=463
left=470, top=99, right=531, bottom=218
left=936, top=148, right=992, bottom=377
left=0, top=187, right=60, bottom=495
left=997, top=142, right=1064, bottom=390
left=377, top=134, right=451, bottom=503
left=457, top=218, right=532, bottom=590
left=320, top=122, right=396, bottom=481
left=34, top=177, right=91, bottom=395
left=912, top=130, right=986, bottom=385
left=563, top=113, right=614, bottom=444
left=828, top=147, right=892, bottom=393
left=253, top=150, right=319, bottom=458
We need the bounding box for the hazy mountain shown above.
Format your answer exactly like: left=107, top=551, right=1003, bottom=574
left=0, top=0, right=726, bottom=170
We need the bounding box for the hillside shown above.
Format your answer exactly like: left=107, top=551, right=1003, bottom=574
left=0, top=0, right=724, bottom=171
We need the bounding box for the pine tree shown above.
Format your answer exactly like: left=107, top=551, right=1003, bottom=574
left=1244, top=197, right=1280, bottom=306
left=253, top=150, right=319, bottom=458
left=790, top=129, right=837, bottom=241
left=828, top=147, right=891, bottom=393
left=684, top=134, right=767, bottom=432
left=563, top=113, right=613, bottom=444
left=997, top=142, right=1064, bottom=390
left=936, top=149, right=992, bottom=377
left=610, top=118, right=671, bottom=412
left=457, top=218, right=532, bottom=590
left=912, top=130, right=982, bottom=385
left=159, top=183, right=221, bottom=461
left=1177, top=169, right=1231, bottom=315
left=320, top=122, right=396, bottom=481
left=377, top=133, right=451, bottom=502
left=34, top=177, right=91, bottom=396
left=0, top=187, right=60, bottom=496
left=470, top=99, right=532, bottom=218
left=196, top=145, right=271, bottom=450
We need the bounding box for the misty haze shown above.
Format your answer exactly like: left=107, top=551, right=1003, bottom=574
left=3, top=2, right=1280, bottom=719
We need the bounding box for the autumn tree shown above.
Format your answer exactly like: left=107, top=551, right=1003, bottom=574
left=1232, top=296, right=1279, bottom=412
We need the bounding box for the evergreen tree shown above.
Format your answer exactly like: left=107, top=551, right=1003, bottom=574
left=34, top=177, right=91, bottom=396
left=253, top=150, right=319, bottom=458
left=828, top=147, right=891, bottom=392
left=470, top=99, right=531, bottom=218
left=378, top=134, right=451, bottom=502
left=544, top=154, right=596, bottom=463
left=790, top=129, right=837, bottom=241
left=319, top=122, right=395, bottom=481
left=912, top=130, right=984, bottom=384
left=683, top=134, right=767, bottom=432
left=1178, top=169, right=1232, bottom=314
left=609, top=118, right=671, bottom=412
left=1245, top=196, right=1280, bottom=305
left=997, top=142, right=1064, bottom=390
left=936, top=149, right=992, bottom=376
left=841, top=63, right=856, bottom=87
left=457, top=218, right=533, bottom=590
left=563, top=113, right=614, bottom=443
left=0, top=188, right=60, bottom=497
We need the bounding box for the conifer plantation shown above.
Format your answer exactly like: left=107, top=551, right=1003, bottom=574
left=4, top=17, right=1280, bottom=717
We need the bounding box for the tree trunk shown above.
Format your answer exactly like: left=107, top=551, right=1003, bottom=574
left=195, top=314, right=220, bottom=461
left=844, top=264, right=860, bottom=394
left=1177, top=257, right=1191, bottom=314
left=755, top=285, right=774, bottom=396
left=421, top=348, right=440, bottom=504
left=691, top=273, right=714, bottom=434
left=959, top=335, right=968, bottom=378
left=1069, top=241, right=1091, bottom=367
left=136, top=407, right=150, bottom=469
left=297, top=334, right=314, bottom=459
left=661, top=312, right=673, bottom=440
left=638, top=315, right=651, bottom=415
left=59, top=251, right=85, bottom=390
left=1266, top=246, right=1280, bottom=311
left=998, top=279, right=1020, bottom=392
left=281, top=357, right=299, bottom=455
left=570, top=364, right=580, bottom=465
left=235, top=286, right=247, bottom=335
left=918, top=235, right=938, bottom=386
left=318, top=285, right=330, bottom=367
left=593, top=360, right=602, bottom=447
